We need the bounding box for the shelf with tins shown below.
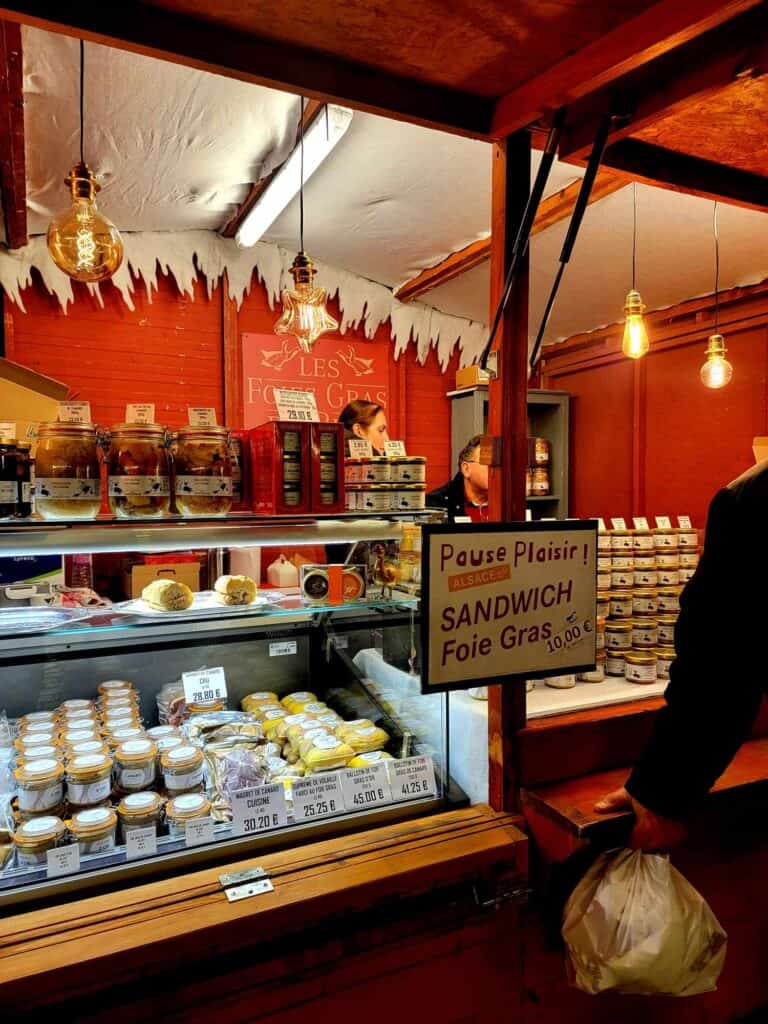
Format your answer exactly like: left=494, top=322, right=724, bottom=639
left=0, top=517, right=463, bottom=910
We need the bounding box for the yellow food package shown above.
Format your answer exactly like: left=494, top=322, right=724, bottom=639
left=241, top=691, right=278, bottom=713
left=344, top=724, right=389, bottom=754
left=348, top=751, right=394, bottom=768
left=260, top=706, right=287, bottom=737
left=275, top=713, right=316, bottom=743
left=285, top=719, right=322, bottom=749
left=247, top=702, right=284, bottom=722
left=301, top=701, right=329, bottom=716
left=335, top=719, right=375, bottom=742
left=314, top=711, right=344, bottom=730
left=280, top=691, right=318, bottom=715
left=301, top=734, right=354, bottom=772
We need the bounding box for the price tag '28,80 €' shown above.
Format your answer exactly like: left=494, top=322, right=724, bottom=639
left=182, top=667, right=228, bottom=706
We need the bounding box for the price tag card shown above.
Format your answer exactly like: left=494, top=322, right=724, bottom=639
left=678, top=516, right=692, bottom=529
left=125, top=825, right=158, bottom=861
left=384, top=440, right=407, bottom=457
left=0, top=421, right=16, bottom=440
left=231, top=784, right=289, bottom=836
left=596, top=518, right=607, bottom=532
left=126, top=403, right=155, bottom=424
left=340, top=762, right=393, bottom=812
left=274, top=388, right=320, bottom=423
left=188, top=407, right=218, bottom=427
left=389, top=756, right=437, bottom=803
left=269, top=641, right=297, bottom=658
left=26, top=423, right=39, bottom=441
left=348, top=438, right=373, bottom=458
left=182, top=666, right=227, bottom=705
left=655, top=516, right=672, bottom=529
left=610, top=518, right=627, bottom=530
left=185, top=817, right=215, bottom=847
left=292, top=773, right=345, bottom=823
left=632, top=517, right=650, bottom=531
left=47, top=844, right=80, bottom=878
left=58, top=401, right=92, bottom=424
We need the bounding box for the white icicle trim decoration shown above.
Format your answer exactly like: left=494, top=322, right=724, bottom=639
left=0, top=232, right=488, bottom=369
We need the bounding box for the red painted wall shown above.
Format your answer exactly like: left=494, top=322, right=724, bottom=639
left=3, top=268, right=457, bottom=491
left=542, top=284, right=768, bottom=529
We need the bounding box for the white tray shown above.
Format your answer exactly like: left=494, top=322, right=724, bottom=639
left=0, top=606, right=90, bottom=634
left=111, top=591, right=275, bottom=620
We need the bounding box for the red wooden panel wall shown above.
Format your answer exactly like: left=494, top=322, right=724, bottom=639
left=543, top=284, right=768, bottom=529
left=3, top=268, right=458, bottom=492
left=4, top=270, right=224, bottom=429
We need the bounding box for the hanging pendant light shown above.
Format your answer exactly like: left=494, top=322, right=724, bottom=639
left=47, top=40, right=123, bottom=283
left=621, top=183, right=650, bottom=360
left=700, top=202, right=733, bottom=390
left=274, top=97, right=339, bottom=353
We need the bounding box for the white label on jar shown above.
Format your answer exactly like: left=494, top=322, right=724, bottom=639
left=392, top=490, right=426, bottom=510
left=680, top=553, right=699, bottom=567
left=175, top=475, right=233, bottom=496
left=626, top=663, right=657, bottom=683
left=658, top=597, right=680, bottom=613
left=658, top=570, right=679, bottom=585
left=597, top=556, right=611, bottom=571
left=119, top=764, right=155, bottom=789
left=394, top=463, right=426, bottom=483
left=634, top=572, right=658, bottom=586
left=654, top=533, right=675, bottom=548
left=633, top=535, right=655, bottom=550
left=611, top=555, right=633, bottom=568
left=606, top=656, right=625, bottom=675
left=611, top=572, right=633, bottom=586
left=81, top=833, right=115, bottom=856
left=68, top=776, right=111, bottom=805
left=21, top=482, right=31, bottom=502
left=611, top=600, right=632, bottom=617
left=126, top=403, right=155, bottom=424
left=658, top=625, right=675, bottom=644
left=0, top=481, right=15, bottom=502
left=656, top=554, right=680, bottom=567
left=126, top=825, right=158, bottom=860
left=361, top=464, right=390, bottom=481
left=35, top=478, right=101, bottom=500
left=606, top=633, right=631, bottom=649
left=319, top=461, right=337, bottom=482
left=657, top=655, right=674, bottom=676
left=17, top=781, right=63, bottom=812
left=58, top=401, right=92, bottom=424
left=164, top=765, right=204, bottom=791
left=678, top=532, right=697, bottom=548
left=358, top=490, right=392, bottom=511
left=18, top=848, right=48, bottom=867
left=108, top=475, right=170, bottom=497
left=679, top=568, right=696, bottom=583
left=187, top=407, right=218, bottom=427
left=597, top=573, right=611, bottom=589
left=633, top=629, right=658, bottom=646
left=47, top=844, right=80, bottom=878
left=611, top=535, right=633, bottom=550
left=634, top=600, right=656, bottom=615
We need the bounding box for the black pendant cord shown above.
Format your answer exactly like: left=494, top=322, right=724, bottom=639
left=631, top=181, right=637, bottom=292
left=529, top=113, right=614, bottom=372
left=713, top=201, right=720, bottom=333
left=79, top=38, right=85, bottom=166
left=299, top=96, right=304, bottom=253
left=478, top=106, right=567, bottom=371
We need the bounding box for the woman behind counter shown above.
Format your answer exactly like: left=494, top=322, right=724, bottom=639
left=339, top=400, right=389, bottom=455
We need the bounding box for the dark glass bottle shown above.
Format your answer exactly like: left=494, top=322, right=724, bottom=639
left=0, top=442, right=18, bottom=518
left=15, top=442, right=32, bottom=518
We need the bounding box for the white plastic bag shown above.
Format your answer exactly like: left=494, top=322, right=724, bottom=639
left=562, top=848, right=727, bottom=996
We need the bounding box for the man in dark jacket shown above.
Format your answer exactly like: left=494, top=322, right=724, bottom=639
left=427, top=436, right=489, bottom=522
left=596, top=460, right=768, bottom=849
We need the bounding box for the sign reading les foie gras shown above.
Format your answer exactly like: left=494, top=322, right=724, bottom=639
left=421, top=522, right=597, bottom=692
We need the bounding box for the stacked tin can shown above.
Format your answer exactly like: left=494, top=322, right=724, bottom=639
left=344, top=456, right=427, bottom=512
left=600, top=523, right=699, bottom=684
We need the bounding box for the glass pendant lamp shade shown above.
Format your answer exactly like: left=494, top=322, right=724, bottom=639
left=621, top=289, right=650, bottom=359
left=275, top=252, right=339, bottom=353
left=700, top=333, right=733, bottom=389
left=47, top=162, right=124, bottom=282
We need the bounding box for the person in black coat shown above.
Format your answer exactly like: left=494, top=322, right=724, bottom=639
left=596, top=460, right=768, bottom=849
left=427, top=436, right=489, bottom=522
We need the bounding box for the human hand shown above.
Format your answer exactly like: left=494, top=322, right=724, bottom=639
left=594, top=787, right=687, bottom=852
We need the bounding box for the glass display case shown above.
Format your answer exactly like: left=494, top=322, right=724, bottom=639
left=0, top=514, right=465, bottom=909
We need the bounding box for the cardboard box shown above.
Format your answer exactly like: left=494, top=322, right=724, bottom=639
left=455, top=364, right=490, bottom=391
left=127, top=561, right=200, bottom=599
left=0, top=357, right=69, bottom=451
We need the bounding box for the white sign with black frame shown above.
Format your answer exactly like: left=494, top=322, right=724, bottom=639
left=421, top=521, right=598, bottom=693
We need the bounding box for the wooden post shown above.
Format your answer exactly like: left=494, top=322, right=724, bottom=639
left=487, top=132, right=531, bottom=812
left=222, top=272, right=243, bottom=428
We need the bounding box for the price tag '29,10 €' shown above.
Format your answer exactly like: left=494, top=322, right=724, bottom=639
left=182, top=666, right=228, bottom=706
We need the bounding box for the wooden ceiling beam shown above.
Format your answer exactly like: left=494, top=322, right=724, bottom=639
left=394, top=169, right=626, bottom=303
left=558, top=4, right=768, bottom=163
left=0, top=19, right=26, bottom=248
left=491, top=0, right=764, bottom=139
left=220, top=98, right=323, bottom=239
left=600, top=139, right=768, bottom=211
left=0, top=3, right=494, bottom=140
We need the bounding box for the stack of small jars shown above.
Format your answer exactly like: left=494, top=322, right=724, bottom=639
left=598, top=524, right=699, bottom=685
left=8, top=679, right=210, bottom=870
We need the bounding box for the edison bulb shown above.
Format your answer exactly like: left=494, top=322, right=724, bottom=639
left=700, top=334, right=733, bottom=389
left=275, top=251, right=338, bottom=352
left=621, top=289, right=649, bottom=359
left=47, top=162, right=123, bottom=282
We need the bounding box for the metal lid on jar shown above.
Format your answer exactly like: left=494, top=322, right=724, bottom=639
left=656, top=614, right=678, bottom=624
left=655, top=647, right=676, bottom=658
left=632, top=617, right=658, bottom=627
left=605, top=621, right=633, bottom=632
left=633, top=588, right=658, bottom=598
left=166, top=793, right=211, bottom=820
left=115, top=739, right=157, bottom=762
left=15, top=758, right=64, bottom=783
left=657, top=586, right=683, bottom=596
left=118, top=791, right=164, bottom=819
left=98, top=679, right=135, bottom=694
left=38, top=422, right=98, bottom=437
left=67, top=752, right=113, bottom=778
left=13, top=816, right=66, bottom=848
left=18, top=745, right=58, bottom=764
left=624, top=650, right=658, bottom=665
left=161, top=744, right=202, bottom=770
left=110, top=423, right=166, bottom=436
left=59, top=699, right=94, bottom=712
left=68, top=806, right=118, bottom=837
left=176, top=426, right=229, bottom=440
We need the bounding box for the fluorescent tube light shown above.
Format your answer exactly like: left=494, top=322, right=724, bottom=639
left=235, top=104, right=353, bottom=247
